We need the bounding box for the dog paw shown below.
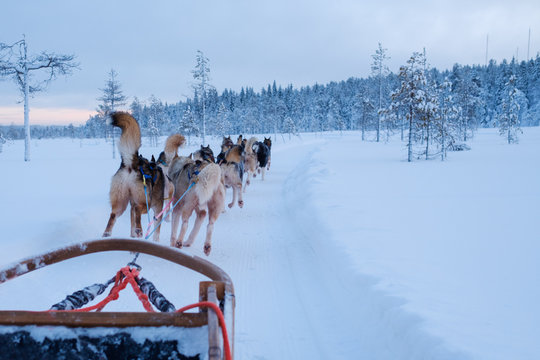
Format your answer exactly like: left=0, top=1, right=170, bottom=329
left=204, top=244, right=212, bottom=256
left=174, top=241, right=183, bottom=248
left=135, top=229, right=143, bottom=238
left=102, top=231, right=111, bottom=238
left=228, top=202, right=234, bottom=208
left=238, top=200, right=244, bottom=208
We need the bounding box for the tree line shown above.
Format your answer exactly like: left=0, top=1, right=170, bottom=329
left=2, top=46, right=539, bottom=161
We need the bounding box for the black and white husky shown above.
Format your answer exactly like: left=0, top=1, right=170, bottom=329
left=253, top=139, right=270, bottom=180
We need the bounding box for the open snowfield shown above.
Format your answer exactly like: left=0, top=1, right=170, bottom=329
left=0, top=127, right=539, bottom=359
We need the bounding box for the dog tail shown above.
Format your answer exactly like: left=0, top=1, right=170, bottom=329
left=164, top=134, right=186, bottom=164
left=109, top=112, right=141, bottom=169
left=245, top=136, right=258, bottom=154
left=195, top=163, right=221, bottom=205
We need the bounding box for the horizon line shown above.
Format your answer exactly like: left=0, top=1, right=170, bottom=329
left=0, top=106, right=94, bottom=126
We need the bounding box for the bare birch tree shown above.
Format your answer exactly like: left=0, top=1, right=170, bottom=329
left=0, top=36, right=79, bottom=161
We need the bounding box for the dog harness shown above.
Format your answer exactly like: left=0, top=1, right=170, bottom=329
left=139, top=165, right=158, bottom=185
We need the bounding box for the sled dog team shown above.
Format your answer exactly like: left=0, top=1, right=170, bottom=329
left=102, top=112, right=272, bottom=256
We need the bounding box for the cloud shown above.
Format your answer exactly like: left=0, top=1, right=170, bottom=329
left=1, top=0, right=539, bottom=125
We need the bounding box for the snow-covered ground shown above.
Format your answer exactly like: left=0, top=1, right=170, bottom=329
left=0, top=127, right=538, bottom=359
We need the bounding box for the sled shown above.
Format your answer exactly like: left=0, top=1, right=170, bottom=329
left=0, top=238, right=235, bottom=360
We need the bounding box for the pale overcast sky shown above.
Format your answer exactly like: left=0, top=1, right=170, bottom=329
left=1, top=0, right=539, bottom=125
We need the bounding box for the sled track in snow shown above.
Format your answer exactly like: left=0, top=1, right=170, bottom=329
left=226, top=138, right=469, bottom=359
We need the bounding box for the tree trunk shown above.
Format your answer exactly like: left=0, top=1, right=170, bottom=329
left=408, top=107, right=413, bottom=162
left=401, top=117, right=404, bottom=141
left=377, top=73, right=382, bottom=142
left=441, top=114, right=446, bottom=161
left=23, top=47, right=31, bottom=162
left=425, top=117, right=430, bottom=160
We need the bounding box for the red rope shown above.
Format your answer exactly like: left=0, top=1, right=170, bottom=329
left=176, top=301, right=232, bottom=360
left=48, top=267, right=232, bottom=360
left=49, top=266, right=155, bottom=313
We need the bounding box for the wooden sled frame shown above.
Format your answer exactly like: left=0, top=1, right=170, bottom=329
left=0, top=238, right=235, bottom=359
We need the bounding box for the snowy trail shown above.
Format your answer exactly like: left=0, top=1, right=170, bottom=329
left=211, top=138, right=466, bottom=359
left=5, top=132, right=532, bottom=359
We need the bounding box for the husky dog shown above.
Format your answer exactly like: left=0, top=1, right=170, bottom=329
left=243, top=137, right=258, bottom=192
left=263, top=137, right=272, bottom=171
left=157, top=134, right=186, bottom=221
left=236, top=134, right=243, bottom=145
left=253, top=140, right=270, bottom=180
left=216, top=136, right=233, bottom=164
left=168, top=149, right=225, bottom=255
left=193, top=145, right=216, bottom=163
left=218, top=138, right=245, bottom=208
left=102, top=112, right=168, bottom=242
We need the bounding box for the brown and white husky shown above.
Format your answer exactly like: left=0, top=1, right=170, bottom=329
left=157, top=133, right=186, bottom=221
left=168, top=146, right=225, bottom=255
left=243, top=136, right=258, bottom=192
left=217, top=136, right=245, bottom=208
left=102, top=112, right=169, bottom=242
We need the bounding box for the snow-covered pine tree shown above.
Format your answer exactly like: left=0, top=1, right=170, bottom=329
left=147, top=116, right=160, bottom=147
left=416, top=50, right=439, bottom=160
left=498, top=74, right=526, bottom=144
left=392, top=51, right=427, bottom=162
left=371, top=43, right=390, bottom=142
left=0, top=131, right=5, bottom=153
left=191, top=50, right=213, bottom=145
left=214, top=102, right=231, bottom=137
left=130, top=97, right=144, bottom=126
left=283, top=116, right=298, bottom=140
left=450, top=65, right=483, bottom=142
left=437, top=78, right=460, bottom=160
left=355, top=85, right=374, bottom=141
left=147, top=95, right=164, bottom=147
left=181, top=105, right=199, bottom=146
left=97, top=69, right=127, bottom=158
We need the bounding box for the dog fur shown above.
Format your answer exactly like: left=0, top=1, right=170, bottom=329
left=168, top=150, right=225, bottom=255
left=263, top=137, right=272, bottom=171
left=193, top=145, right=216, bottom=164
left=102, top=112, right=168, bottom=242
left=218, top=137, right=245, bottom=208
left=216, top=136, right=234, bottom=164
left=253, top=140, right=270, bottom=180
left=157, top=134, right=186, bottom=222
left=243, top=136, right=258, bottom=192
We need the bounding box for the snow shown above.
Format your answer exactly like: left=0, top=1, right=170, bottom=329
left=0, top=325, right=209, bottom=357
left=0, top=128, right=539, bottom=359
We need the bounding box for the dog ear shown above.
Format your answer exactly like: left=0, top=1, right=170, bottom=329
left=151, top=155, right=155, bottom=162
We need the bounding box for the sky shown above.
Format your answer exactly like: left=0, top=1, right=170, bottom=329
left=1, top=0, right=539, bottom=126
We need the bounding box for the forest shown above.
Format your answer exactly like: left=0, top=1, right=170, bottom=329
left=2, top=52, right=539, bottom=159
